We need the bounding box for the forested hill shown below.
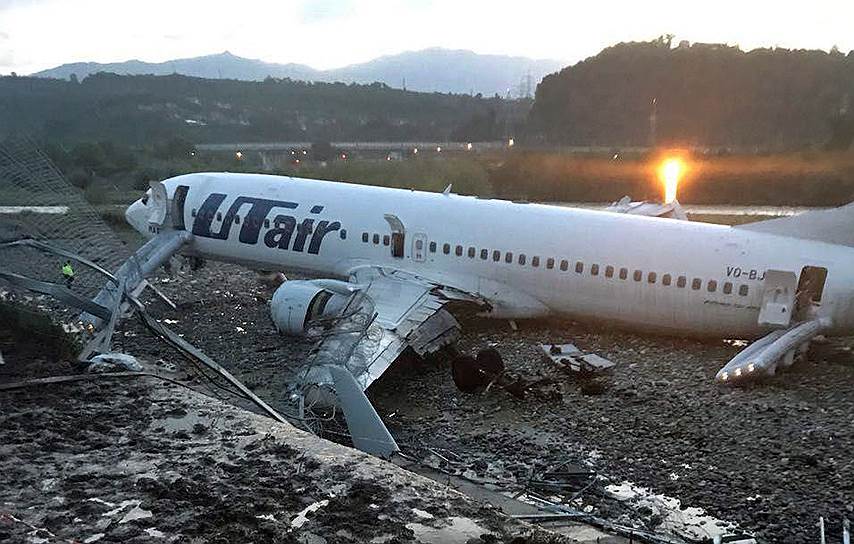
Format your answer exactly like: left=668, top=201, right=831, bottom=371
left=0, top=73, right=520, bottom=144
left=529, top=39, right=854, bottom=150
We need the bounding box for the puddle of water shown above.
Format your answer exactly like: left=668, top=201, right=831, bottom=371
left=154, top=412, right=204, bottom=433
left=0, top=206, right=69, bottom=214
left=406, top=516, right=486, bottom=544
left=605, top=481, right=754, bottom=542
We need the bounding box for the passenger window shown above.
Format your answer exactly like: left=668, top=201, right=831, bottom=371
left=677, top=276, right=687, bottom=288
left=373, top=234, right=380, bottom=244
left=480, top=249, right=488, bottom=260
left=234, top=215, right=240, bottom=224
left=619, top=268, right=628, bottom=280
left=383, top=235, right=390, bottom=246
left=429, top=241, right=437, bottom=253
left=455, top=245, right=463, bottom=256
left=648, top=272, right=656, bottom=284
left=739, top=284, right=749, bottom=296
left=505, top=252, right=513, bottom=263
left=340, top=229, right=347, bottom=240
left=468, top=247, right=476, bottom=258
left=532, top=256, right=540, bottom=267
left=692, top=278, right=702, bottom=290
left=216, top=212, right=222, bottom=221
left=518, top=254, right=526, bottom=265
left=605, top=265, right=614, bottom=278
left=662, top=274, right=671, bottom=286
left=191, top=209, right=197, bottom=217
left=591, top=264, right=599, bottom=276
left=546, top=257, right=555, bottom=269
left=493, top=250, right=501, bottom=262
left=264, top=218, right=270, bottom=228
left=708, top=280, right=717, bottom=292
left=415, top=239, right=423, bottom=250
left=560, top=260, right=568, bottom=271
left=723, top=282, right=733, bottom=294
left=362, top=232, right=369, bottom=243
left=575, top=261, right=584, bottom=274
left=443, top=243, right=450, bottom=254
left=633, top=270, right=642, bottom=282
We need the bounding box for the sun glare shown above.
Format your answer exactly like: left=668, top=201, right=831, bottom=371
left=660, top=158, right=683, bottom=203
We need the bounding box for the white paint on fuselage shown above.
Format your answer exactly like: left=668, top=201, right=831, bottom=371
left=127, top=172, right=854, bottom=339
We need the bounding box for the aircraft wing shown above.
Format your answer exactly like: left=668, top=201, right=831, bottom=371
left=296, top=267, right=484, bottom=398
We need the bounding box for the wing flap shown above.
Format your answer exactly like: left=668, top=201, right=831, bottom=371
left=296, top=268, right=474, bottom=397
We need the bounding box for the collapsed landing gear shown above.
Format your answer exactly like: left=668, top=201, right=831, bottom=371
left=451, top=348, right=505, bottom=393
left=451, top=348, right=529, bottom=399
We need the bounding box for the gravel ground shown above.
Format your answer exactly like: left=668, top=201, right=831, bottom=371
left=24, top=261, right=854, bottom=543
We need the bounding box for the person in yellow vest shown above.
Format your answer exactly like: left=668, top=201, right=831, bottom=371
left=61, top=260, right=75, bottom=288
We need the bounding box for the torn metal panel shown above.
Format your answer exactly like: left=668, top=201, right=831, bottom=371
left=82, top=230, right=193, bottom=329
left=329, top=365, right=399, bottom=459
left=541, top=343, right=616, bottom=373
left=296, top=267, right=472, bottom=403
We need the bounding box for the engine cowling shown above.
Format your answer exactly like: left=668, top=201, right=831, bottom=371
left=270, top=279, right=351, bottom=335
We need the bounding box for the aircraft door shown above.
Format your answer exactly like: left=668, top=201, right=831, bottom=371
left=795, top=265, right=827, bottom=319
left=171, top=185, right=190, bottom=230
left=758, top=270, right=797, bottom=327
left=412, top=232, right=428, bottom=262
left=384, top=214, right=405, bottom=259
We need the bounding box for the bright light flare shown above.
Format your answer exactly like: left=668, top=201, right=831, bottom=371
left=660, top=158, right=683, bottom=203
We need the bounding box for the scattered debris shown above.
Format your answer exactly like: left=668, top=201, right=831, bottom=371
left=541, top=343, right=617, bottom=374
left=87, top=352, right=143, bottom=373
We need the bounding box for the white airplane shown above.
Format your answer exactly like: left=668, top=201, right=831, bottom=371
left=124, top=172, right=854, bottom=421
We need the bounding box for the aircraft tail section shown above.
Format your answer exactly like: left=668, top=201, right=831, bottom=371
left=735, top=201, right=854, bottom=247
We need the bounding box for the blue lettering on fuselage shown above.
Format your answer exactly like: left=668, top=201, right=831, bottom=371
left=192, top=193, right=341, bottom=255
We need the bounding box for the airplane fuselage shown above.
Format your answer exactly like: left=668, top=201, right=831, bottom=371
left=126, top=173, right=854, bottom=339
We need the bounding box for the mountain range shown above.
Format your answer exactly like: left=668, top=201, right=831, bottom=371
left=32, top=48, right=564, bottom=96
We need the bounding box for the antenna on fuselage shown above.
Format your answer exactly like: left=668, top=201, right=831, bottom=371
left=443, top=184, right=453, bottom=195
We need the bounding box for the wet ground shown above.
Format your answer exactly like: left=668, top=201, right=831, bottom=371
left=0, top=358, right=572, bottom=544
left=5, top=261, right=853, bottom=543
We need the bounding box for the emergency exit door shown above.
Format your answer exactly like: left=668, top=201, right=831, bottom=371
left=412, top=233, right=428, bottom=262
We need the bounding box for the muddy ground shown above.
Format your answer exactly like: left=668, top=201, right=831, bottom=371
left=5, top=261, right=853, bottom=543
left=0, top=360, right=577, bottom=544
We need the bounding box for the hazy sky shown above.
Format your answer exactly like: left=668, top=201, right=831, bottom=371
left=1, top=0, right=852, bottom=74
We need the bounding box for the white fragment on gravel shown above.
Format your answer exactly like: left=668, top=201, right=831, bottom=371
left=411, top=508, right=434, bottom=520
left=83, top=534, right=105, bottom=543
left=144, top=528, right=166, bottom=538
left=86, top=498, right=115, bottom=508
left=102, top=500, right=138, bottom=517
left=290, top=500, right=330, bottom=529
left=120, top=505, right=153, bottom=524
left=256, top=514, right=277, bottom=522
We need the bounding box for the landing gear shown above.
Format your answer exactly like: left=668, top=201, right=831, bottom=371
left=451, top=348, right=505, bottom=393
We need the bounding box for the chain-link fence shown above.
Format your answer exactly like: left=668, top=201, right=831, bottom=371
left=0, top=136, right=132, bottom=325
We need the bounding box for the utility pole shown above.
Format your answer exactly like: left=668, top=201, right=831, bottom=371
left=649, top=97, right=658, bottom=148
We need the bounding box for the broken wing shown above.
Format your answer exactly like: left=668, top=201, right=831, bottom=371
left=296, top=267, right=483, bottom=395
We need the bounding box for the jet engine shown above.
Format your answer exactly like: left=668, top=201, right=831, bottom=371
left=270, top=279, right=352, bottom=335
